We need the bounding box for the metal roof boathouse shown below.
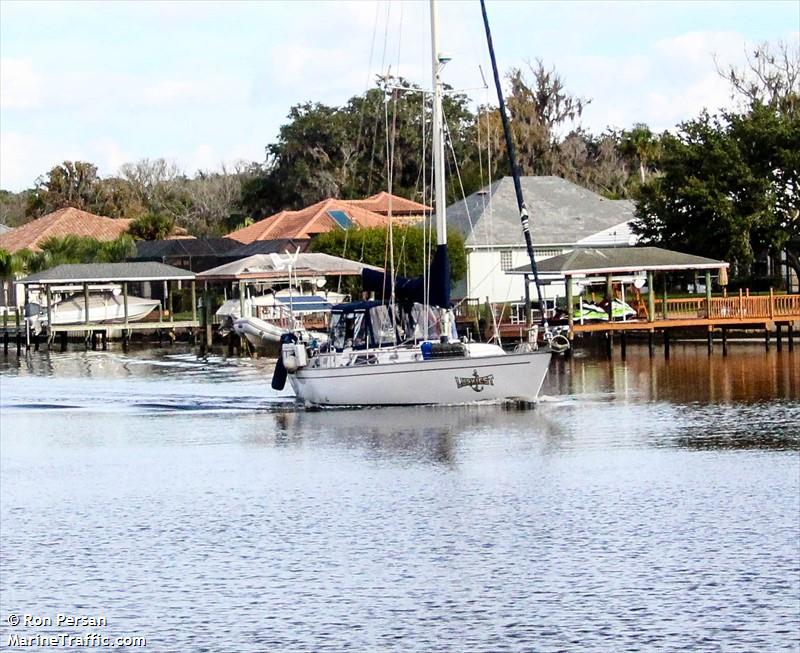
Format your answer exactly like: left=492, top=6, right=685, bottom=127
left=15, top=262, right=199, bottom=350
left=500, top=246, right=800, bottom=354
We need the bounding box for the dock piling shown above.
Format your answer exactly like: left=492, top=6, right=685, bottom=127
left=664, top=330, right=670, bottom=358
left=788, top=324, right=794, bottom=352
left=15, top=308, right=21, bottom=355
left=722, top=327, right=728, bottom=356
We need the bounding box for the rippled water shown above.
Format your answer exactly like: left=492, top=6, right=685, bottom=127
left=1, top=344, right=798, bottom=652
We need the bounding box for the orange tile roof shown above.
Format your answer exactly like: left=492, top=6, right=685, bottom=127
left=0, top=207, right=132, bottom=253
left=347, top=191, right=430, bottom=215
left=227, top=199, right=391, bottom=244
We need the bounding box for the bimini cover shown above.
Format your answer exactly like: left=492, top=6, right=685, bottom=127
left=329, top=301, right=397, bottom=350
left=361, top=244, right=450, bottom=307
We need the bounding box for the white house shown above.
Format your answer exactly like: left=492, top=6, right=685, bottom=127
left=447, top=176, right=637, bottom=303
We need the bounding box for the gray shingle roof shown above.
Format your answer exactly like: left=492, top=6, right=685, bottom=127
left=18, top=262, right=195, bottom=284
left=509, top=247, right=728, bottom=275
left=446, top=176, right=635, bottom=247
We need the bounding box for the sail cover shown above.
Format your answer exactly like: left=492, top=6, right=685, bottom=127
left=361, top=244, right=450, bottom=307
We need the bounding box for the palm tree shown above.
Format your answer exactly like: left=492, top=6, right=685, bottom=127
left=620, top=123, right=660, bottom=184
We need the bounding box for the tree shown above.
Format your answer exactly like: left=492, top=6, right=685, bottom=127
left=633, top=104, right=800, bottom=280
left=181, top=163, right=256, bottom=236
left=619, top=123, right=661, bottom=185
left=127, top=212, right=176, bottom=241
left=17, top=235, right=136, bottom=273
left=716, top=40, right=800, bottom=116
left=310, top=225, right=467, bottom=294
left=0, top=190, right=31, bottom=227
left=239, top=80, right=478, bottom=218
left=482, top=60, right=590, bottom=178
left=117, top=158, right=191, bottom=220
left=26, top=161, right=105, bottom=218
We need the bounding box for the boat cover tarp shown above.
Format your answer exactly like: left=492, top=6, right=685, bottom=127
left=361, top=244, right=450, bottom=307
left=198, top=253, right=381, bottom=280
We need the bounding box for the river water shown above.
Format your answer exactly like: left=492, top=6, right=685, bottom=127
left=1, top=344, right=798, bottom=652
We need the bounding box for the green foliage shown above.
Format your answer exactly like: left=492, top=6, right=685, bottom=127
left=16, top=235, right=137, bottom=273
left=633, top=102, right=800, bottom=279
left=17, top=158, right=253, bottom=238
left=240, top=80, right=480, bottom=217
left=619, top=123, right=661, bottom=185
left=310, top=225, right=467, bottom=293
left=0, top=190, right=31, bottom=227
left=0, top=249, right=15, bottom=277
left=127, top=212, right=176, bottom=240
left=25, top=161, right=131, bottom=219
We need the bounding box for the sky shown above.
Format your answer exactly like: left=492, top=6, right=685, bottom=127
left=1, top=0, right=798, bottom=192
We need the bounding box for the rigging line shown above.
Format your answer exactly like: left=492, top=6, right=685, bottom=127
left=384, top=1, right=403, bottom=344
left=387, top=88, right=400, bottom=345
left=353, top=1, right=382, bottom=181
left=485, top=85, right=494, bottom=251
left=367, top=2, right=393, bottom=197
left=480, top=0, right=547, bottom=326
left=337, top=222, right=350, bottom=294
left=441, top=105, right=477, bottom=241
left=419, top=1, right=431, bottom=328
left=421, top=92, right=429, bottom=327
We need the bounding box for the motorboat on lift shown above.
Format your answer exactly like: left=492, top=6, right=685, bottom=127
left=26, top=290, right=160, bottom=333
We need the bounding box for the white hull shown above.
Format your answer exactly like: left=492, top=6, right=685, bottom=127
left=47, top=294, right=159, bottom=325
left=233, top=316, right=285, bottom=345
left=289, top=349, right=551, bottom=406
left=234, top=317, right=328, bottom=348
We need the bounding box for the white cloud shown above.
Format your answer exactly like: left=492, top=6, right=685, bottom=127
left=0, top=131, right=134, bottom=189
left=0, top=58, right=43, bottom=109
left=0, top=132, right=64, bottom=189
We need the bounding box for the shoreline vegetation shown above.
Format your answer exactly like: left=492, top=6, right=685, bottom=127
left=1, top=42, right=798, bottom=287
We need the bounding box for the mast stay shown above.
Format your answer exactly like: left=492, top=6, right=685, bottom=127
left=479, top=0, right=547, bottom=327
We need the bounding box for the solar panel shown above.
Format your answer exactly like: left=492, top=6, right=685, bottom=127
left=275, top=295, right=333, bottom=313
left=326, top=210, right=352, bottom=229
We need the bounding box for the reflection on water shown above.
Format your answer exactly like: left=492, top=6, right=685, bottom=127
left=0, top=344, right=798, bottom=652
left=553, top=341, right=799, bottom=405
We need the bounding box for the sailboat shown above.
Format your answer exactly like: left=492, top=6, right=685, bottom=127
left=271, top=0, right=560, bottom=406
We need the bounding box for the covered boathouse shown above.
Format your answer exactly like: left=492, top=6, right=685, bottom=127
left=13, top=262, right=198, bottom=351
left=504, top=246, right=800, bottom=355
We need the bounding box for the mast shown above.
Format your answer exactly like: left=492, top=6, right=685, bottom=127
left=430, top=0, right=446, bottom=247
left=479, top=0, right=547, bottom=325
left=425, top=0, right=451, bottom=311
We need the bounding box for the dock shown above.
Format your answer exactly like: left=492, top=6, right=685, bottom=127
left=474, top=246, right=800, bottom=355
left=5, top=262, right=202, bottom=354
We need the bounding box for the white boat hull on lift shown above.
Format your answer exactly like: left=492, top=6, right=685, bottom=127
left=289, top=349, right=551, bottom=406
left=46, top=293, right=159, bottom=325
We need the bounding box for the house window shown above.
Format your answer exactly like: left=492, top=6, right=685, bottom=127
left=500, top=250, right=513, bottom=271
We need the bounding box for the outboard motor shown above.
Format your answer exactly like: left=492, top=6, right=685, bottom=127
left=281, top=335, right=308, bottom=372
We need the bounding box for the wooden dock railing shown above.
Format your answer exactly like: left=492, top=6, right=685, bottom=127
left=654, top=293, right=800, bottom=322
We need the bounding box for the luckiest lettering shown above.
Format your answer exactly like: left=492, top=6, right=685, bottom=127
left=455, top=370, right=495, bottom=392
